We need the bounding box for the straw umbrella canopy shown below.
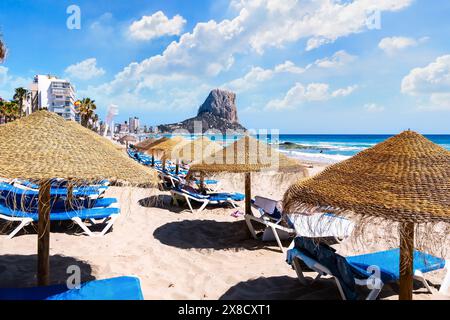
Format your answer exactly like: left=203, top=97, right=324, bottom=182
left=146, top=136, right=189, bottom=172
left=189, top=135, right=307, bottom=215
left=0, top=111, right=159, bottom=285
left=162, top=136, right=223, bottom=163
left=118, top=135, right=137, bottom=148
left=134, top=137, right=157, bottom=151
left=139, top=137, right=169, bottom=166
left=282, top=130, right=450, bottom=300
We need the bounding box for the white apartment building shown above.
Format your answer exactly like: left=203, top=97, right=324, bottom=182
left=129, top=116, right=140, bottom=133
left=29, top=75, right=78, bottom=121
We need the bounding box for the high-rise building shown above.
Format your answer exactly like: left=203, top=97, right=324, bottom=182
left=28, top=75, right=78, bottom=121
left=129, top=116, right=140, bottom=133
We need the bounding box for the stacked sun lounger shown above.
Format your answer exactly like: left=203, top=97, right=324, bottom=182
left=0, top=179, right=119, bottom=238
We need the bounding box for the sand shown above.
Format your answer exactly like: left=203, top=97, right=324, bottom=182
left=0, top=163, right=449, bottom=300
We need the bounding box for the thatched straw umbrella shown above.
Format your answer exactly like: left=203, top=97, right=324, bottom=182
left=118, top=135, right=137, bottom=149
left=134, top=137, right=157, bottom=151
left=161, top=136, right=222, bottom=176
left=147, top=136, right=189, bottom=173
left=139, top=137, right=169, bottom=166
left=189, top=135, right=307, bottom=216
left=0, top=111, right=159, bottom=286
left=282, top=130, right=450, bottom=300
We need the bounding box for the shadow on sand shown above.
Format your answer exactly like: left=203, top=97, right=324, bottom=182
left=0, top=254, right=95, bottom=288
left=219, top=275, right=399, bottom=300
left=139, top=195, right=238, bottom=214
left=0, top=220, right=115, bottom=238
left=153, top=219, right=290, bottom=252
left=139, top=195, right=183, bottom=213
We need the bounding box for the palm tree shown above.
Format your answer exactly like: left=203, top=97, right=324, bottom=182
left=13, top=87, right=27, bottom=117
left=88, top=113, right=99, bottom=131
left=78, top=98, right=97, bottom=128
left=0, top=38, right=5, bottom=63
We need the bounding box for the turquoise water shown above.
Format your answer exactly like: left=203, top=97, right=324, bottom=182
left=274, top=134, right=450, bottom=163
left=144, top=134, right=450, bottom=164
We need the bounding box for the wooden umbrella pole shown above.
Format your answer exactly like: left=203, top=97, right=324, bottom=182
left=245, top=172, right=251, bottom=215
left=151, top=154, right=155, bottom=167
left=175, top=160, right=179, bottom=175
left=199, top=173, right=205, bottom=192
left=66, top=179, right=73, bottom=208
left=399, top=222, right=415, bottom=300
left=162, top=159, right=166, bottom=171
left=37, top=179, right=51, bottom=286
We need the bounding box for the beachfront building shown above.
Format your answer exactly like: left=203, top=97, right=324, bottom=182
left=28, top=75, right=78, bottom=121
left=129, top=116, right=140, bottom=134
left=119, top=121, right=129, bottom=134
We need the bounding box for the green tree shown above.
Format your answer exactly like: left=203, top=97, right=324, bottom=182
left=13, top=87, right=27, bottom=117
left=0, top=100, right=20, bottom=123
left=0, top=99, right=5, bottom=123
left=78, top=97, right=97, bottom=128
left=88, top=113, right=99, bottom=131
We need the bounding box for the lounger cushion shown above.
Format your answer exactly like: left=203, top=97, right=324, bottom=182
left=195, top=179, right=218, bottom=185
left=88, top=197, right=117, bottom=208
left=209, top=193, right=244, bottom=201
left=177, top=186, right=243, bottom=202
left=0, top=277, right=143, bottom=300
left=347, top=248, right=446, bottom=282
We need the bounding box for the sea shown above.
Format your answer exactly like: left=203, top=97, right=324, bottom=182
left=142, top=133, right=450, bottom=164
left=274, top=134, right=450, bottom=164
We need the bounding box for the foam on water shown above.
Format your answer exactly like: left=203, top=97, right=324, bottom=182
left=279, top=149, right=351, bottom=164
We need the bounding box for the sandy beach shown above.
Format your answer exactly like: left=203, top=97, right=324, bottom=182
left=1, top=162, right=448, bottom=300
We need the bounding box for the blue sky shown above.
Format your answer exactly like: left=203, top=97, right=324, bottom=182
left=1, top=0, right=450, bottom=134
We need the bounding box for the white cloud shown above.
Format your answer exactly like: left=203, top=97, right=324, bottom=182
left=87, top=0, right=410, bottom=113
left=274, top=60, right=306, bottom=74
left=234, top=0, right=412, bottom=53
left=129, top=11, right=186, bottom=41
left=364, top=103, right=385, bottom=112
left=224, top=60, right=305, bottom=92
left=224, top=50, right=357, bottom=93
left=401, top=55, right=450, bottom=110
left=378, top=36, right=428, bottom=55
left=266, top=82, right=357, bottom=110
left=65, top=58, right=105, bottom=80
left=331, top=85, right=358, bottom=97
left=314, top=50, right=357, bottom=68
left=0, top=66, right=28, bottom=99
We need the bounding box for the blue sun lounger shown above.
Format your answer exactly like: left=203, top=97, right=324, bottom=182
left=0, top=276, right=144, bottom=300
left=0, top=182, right=108, bottom=213
left=0, top=182, right=105, bottom=198
left=170, top=186, right=244, bottom=213
left=0, top=198, right=120, bottom=238
left=287, top=237, right=450, bottom=300
left=12, top=179, right=109, bottom=190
